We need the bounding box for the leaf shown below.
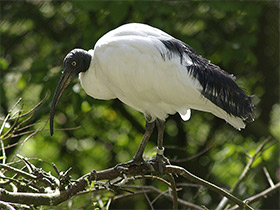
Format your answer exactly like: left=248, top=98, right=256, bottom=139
left=0, top=58, right=9, bottom=70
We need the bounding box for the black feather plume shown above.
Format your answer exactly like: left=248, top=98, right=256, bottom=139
left=160, top=39, right=254, bottom=122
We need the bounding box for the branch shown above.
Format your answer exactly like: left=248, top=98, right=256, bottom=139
left=166, top=173, right=178, bottom=210
left=0, top=164, right=37, bottom=180
left=215, top=137, right=276, bottom=210
left=113, top=184, right=205, bottom=210
left=0, top=201, right=16, bottom=210
left=0, top=159, right=254, bottom=209
left=0, top=99, right=277, bottom=209
left=228, top=182, right=280, bottom=210
left=164, top=165, right=252, bottom=209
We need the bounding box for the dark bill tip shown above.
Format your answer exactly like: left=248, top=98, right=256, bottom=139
left=50, top=70, right=75, bottom=136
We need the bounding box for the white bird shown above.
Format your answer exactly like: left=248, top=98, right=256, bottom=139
left=50, top=23, right=254, bottom=168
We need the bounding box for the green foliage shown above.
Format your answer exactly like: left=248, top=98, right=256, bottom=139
left=0, top=1, right=279, bottom=209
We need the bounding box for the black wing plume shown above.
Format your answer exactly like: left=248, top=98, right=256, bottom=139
left=160, top=39, right=254, bottom=122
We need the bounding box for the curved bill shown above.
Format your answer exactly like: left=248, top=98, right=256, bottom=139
left=50, top=69, right=76, bottom=136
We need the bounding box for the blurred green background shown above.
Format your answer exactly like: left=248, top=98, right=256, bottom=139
left=0, top=1, right=279, bottom=209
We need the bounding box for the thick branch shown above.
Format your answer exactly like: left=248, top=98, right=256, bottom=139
left=0, top=161, right=255, bottom=209
left=0, top=163, right=149, bottom=205
left=0, top=154, right=278, bottom=209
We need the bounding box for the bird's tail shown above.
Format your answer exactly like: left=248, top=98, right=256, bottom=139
left=196, top=96, right=254, bottom=130
left=208, top=103, right=247, bottom=130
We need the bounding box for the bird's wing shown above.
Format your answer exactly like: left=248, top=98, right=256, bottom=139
left=93, top=23, right=254, bottom=129
left=159, top=38, right=254, bottom=123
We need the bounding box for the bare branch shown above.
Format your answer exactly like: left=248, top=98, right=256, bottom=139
left=113, top=184, right=204, bottom=210
left=171, top=139, right=215, bottom=163
left=164, top=165, right=253, bottom=209
left=228, top=182, right=280, bottom=210
left=216, top=137, right=274, bottom=210
left=0, top=98, right=278, bottom=210
left=166, top=173, right=178, bottom=210
left=10, top=127, right=42, bottom=162
left=0, top=164, right=37, bottom=180
left=0, top=150, right=278, bottom=210
left=142, top=186, right=155, bottom=210
left=0, top=114, right=10, bottom=164
left=263, top=167, right=275, bottom=187
left=0, top=201, right=16, bottom=210
left=0, top=160, right=240, bottom=208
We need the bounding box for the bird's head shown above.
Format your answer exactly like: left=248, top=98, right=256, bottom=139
left=50, top=49, right=92, bottom=136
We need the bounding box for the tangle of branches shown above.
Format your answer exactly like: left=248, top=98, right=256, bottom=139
left=0, top=98, right=279, bottom=210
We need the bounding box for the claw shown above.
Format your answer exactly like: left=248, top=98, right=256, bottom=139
left=151, top=152, right=170, bottom=175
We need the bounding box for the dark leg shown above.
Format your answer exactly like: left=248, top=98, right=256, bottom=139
left=133, top=120, right=155, bottom=162
left=156, top=119, right=165, bottom=155
left=115, top=119, right=155, bottom=171
left=154, top=119, right=170, bottom=174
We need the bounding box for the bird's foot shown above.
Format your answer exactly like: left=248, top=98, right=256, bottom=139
left=148, top=147, right=170, bottom=175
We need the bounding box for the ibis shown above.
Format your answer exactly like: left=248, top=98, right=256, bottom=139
left=50, top=23, right=254, bottom=168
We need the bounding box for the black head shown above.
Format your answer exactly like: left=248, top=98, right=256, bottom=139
left=49, top=49, right=92, bottom=136
left=63, top=48, right=92, bottom=74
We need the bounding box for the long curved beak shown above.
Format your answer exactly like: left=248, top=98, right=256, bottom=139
left=50, top=69, right=76, bottom=136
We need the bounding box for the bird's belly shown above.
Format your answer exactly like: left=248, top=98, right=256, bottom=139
left=113, top=81, right=201, bottom=121
left=117, top=94, right=183, bottom=121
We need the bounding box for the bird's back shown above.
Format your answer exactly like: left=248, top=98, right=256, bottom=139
left=96, top=23, right=172, bottom=41
left=80, top=23, right=254, bottom=129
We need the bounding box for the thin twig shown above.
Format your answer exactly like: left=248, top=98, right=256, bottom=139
left=106, top=198, right=112, bottom=210
left=143, top=186, right=155, bottom=210
left=16, top=120, right=48, bottom=132
left=134, top=174, right=172, bottom=188
left=0, top=114, right=10, bottom=164
left=166, top=173, right=178, bottom=210
left=215, top=137, right=272, bottom=210
left=0, top=175, right=22, bottom=186
left=11, top=127, right=43, bottom=162
left=8, top=98, right=23, bottom=113
left=233, top=137, right=271, bottom=191
left=110, top=174, right=172, bottom=188
left=115, top=184, right=204, bottom=210
left=96, top=194, right=105, bottom=210
left=171, top=139, right=215, bottom=163
left=0, top=102, right=23, bottom=163
left=165, top=165, right=253, bottom=209
left=151, top=189, right=169, bottom=204
left=2, top=130, right=39, bottom=142
left=2, top=125, right=81, bottom=142
left=14, top=112, right=34, bottom=134
left=176, top=183, right=201, bottom=188
left=263, top=167, right=274, bottom=187
left=228, top=182, right=280, bottom=210
left=2, top=110, right=23, bottom=139
left=2, top=94, right=48, bottom=123
left=0, top=164, right=37, bottom=180
left=0, top=201, right=16, bottom=210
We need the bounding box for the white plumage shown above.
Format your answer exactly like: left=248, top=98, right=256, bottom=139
left=79, top=23, right=249, bottom=129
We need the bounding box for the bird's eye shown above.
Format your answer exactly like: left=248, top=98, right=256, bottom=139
left=71, top=61, right=77, bottom=67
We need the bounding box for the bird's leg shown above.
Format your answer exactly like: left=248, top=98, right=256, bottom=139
left=115, top=119, right=155, bottom=171
left=154, top=119, right=170, bottom=174
left=156, top=119, right=165, bottom=155
left=132, top=120, right=155, bottom=162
